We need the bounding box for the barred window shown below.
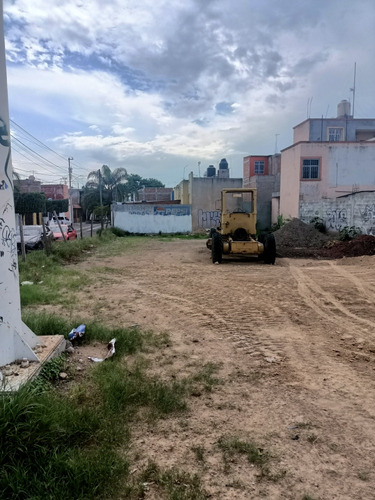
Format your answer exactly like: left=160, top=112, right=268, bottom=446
left=328, top=128, right=343, bottom=142
left=254, top=161, right=265, bottom=174
left=302, top=159, right=319, bottom=179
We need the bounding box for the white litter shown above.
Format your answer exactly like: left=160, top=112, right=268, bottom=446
left=88, top=338, right=116, bottom=362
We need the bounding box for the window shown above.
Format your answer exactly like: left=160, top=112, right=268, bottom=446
left=328, top=127, right=343, bottom=142
left=302, top=159, right=320, bottom=180
left=254, top=161, right=265, bottom=174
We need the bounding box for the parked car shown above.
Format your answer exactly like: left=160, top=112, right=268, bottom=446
left=16, top=225, right=53, bottom=253
left=53, top=224, right=77, bottom=241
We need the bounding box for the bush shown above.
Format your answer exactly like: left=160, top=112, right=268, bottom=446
left=310, top=216, right=326, bottom=233
left=339, top=225, right=362, bottom=241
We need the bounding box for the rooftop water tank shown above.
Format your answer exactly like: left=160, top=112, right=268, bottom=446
left=219, top=158, right=228, bottom=169
left=206, top=165, right=216, bottom=177
left=337, top=100, right=351, bottom=118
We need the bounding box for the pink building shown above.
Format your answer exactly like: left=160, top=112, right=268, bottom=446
left=243, top=154, right=281, bottom=230
left=279, top=101, right=375, bottom=225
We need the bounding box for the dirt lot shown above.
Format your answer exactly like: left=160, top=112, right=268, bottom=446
left=74, top=239, right=375, bottom=499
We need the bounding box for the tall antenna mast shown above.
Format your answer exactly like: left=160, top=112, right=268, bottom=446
left=350, top=62, right=356, bottom=117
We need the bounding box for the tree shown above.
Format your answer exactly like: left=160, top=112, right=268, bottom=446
left=86, top=165, right=128, bottom=204
left=122, top=174, right=165, bottom=201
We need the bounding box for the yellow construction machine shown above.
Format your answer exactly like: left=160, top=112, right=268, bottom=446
left=206, top=188, right=276, bottom=264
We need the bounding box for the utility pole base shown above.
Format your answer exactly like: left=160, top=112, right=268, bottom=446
left=0, top=334, right=66, bottom=392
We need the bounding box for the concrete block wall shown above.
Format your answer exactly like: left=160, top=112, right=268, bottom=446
left=112, top=203, right=192, bottom=234
left=299, top=191, right=375, bottom=235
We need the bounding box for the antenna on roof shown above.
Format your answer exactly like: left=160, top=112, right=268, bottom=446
left=350, top=62, right=356, bottom=118
left=307, top=97, right=313, bottom=118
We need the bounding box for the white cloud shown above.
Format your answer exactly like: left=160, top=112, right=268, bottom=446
left=4, top=0, right=375, bottom=185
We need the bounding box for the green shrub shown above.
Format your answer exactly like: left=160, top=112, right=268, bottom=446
left=338, top=225, right=362, bottom=241
left=310, top=216, right=326, bottom=233
left=270, top=215, right=286, bottom=232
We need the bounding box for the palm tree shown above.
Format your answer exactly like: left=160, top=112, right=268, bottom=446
left=86, top=165, right=128, bottom=203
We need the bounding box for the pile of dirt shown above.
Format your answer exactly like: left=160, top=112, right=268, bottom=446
left=274, top=218, right=331, bottom=249
left=322, top=234, right=375, bottom=259
left=273, top=218, right=375, bottom=259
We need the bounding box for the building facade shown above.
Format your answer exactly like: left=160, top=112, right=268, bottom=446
left=279, top=101, right=375, bottom=232
left=174, top=163, right=242, bottom=232
left=243, top=154, right=281, bottom=230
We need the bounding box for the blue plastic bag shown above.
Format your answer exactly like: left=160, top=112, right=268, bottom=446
left=68, top=324, right=86, bottom=341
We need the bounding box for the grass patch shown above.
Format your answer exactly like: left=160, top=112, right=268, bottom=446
left=156, top=232, right=207, bottom=242
left=217, top=435, right=285, bottom=482
left=218, top=435, right=268, bottom=468
left=0, top=314, right=191, bottom=499
left=192, top=445, right=205, bottom=464
left=0, top=382, right=128, bottom=499
left=137, top=461, right=207, bottom=499
left=22, top=311, right=148, bottom=356
left=18, top=233, right=147, bottom=308
left=190, top=362, right=221, bottom=392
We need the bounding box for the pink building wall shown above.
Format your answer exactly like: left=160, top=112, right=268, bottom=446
left=280, top=141, right=375, bottom=219
left=293, top=120, right=310, bottom=143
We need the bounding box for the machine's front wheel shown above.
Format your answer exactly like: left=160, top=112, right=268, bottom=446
left=211, top=232, right=223, bottom=264
left=263, top=233, right=276, bottom=265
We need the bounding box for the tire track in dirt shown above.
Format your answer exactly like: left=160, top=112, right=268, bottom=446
left=328, top=261, right=375, bottom=302
left=289, top=265, right=375, bottom=332
left=79, top=241, right=375, bottom=498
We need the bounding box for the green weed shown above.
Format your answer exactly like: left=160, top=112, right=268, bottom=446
left=192, top=445, right=205, bottom=463
left=190, top=362, right=221, bottom=392
left=138, top=461, right=207, bottom=499
left=218, top=435, right=268, bottom=467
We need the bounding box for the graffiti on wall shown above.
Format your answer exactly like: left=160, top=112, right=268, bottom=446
left=0, top=116, right=17, bottom=269
left=326, top=209, right=348, bottom=230
left=0, top=216, right=16, bottom=256
left=360, top=205, right=375, bottom=223
left=198, top=209, right=221, bottom=229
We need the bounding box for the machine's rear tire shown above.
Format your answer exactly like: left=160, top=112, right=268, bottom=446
left=211, top=232, right=223, bottom=264
left=209, top=228, right=216, bottom=237
left=263, top=233, right=276, bottom=265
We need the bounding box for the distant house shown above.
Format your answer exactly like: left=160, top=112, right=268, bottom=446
left=243, top=154, right=281, bottom=230
left=137, top=187, right=174, bottom=202
left=279, top=100, right=375, bottom=233
left=174, top=160, right=242, bottom=232
left=17, top=175, right=41, bottom=193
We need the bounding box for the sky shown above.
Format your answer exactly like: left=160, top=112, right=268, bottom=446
left=3, top=0, right=375, bottom=188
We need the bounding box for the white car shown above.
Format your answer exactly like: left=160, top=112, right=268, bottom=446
left=16, top=225, right=53, bottom=252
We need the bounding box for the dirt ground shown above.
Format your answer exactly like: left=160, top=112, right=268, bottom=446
left=72, top=239, right=375, bottom=499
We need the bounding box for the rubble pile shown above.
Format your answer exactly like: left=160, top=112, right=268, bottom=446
left=274, top=218, right=331, bottom=248
left=273, top=218, right=331, bottom=257
left=273, top=218, right=375, bottom=259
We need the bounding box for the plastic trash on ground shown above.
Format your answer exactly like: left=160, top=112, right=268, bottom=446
left=68, top=324, right=86, bottom=341
left=88, top=338, right=116, bottom=362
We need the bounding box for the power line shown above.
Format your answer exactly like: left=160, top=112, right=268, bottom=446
left=10, top=119, right=67, bottom=162
left=11, top=135, right=67, bottom=173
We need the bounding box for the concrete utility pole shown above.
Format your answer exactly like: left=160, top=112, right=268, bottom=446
left=98, top=168, right=104, bottom=231
left=68, top=157, right=73, bottom=222
left=0, top=2, right=39, bottom=367
left=68, top=157, right=73, bottom=188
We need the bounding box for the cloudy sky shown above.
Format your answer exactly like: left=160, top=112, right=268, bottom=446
left=3, top=0, right=375, bottom=187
